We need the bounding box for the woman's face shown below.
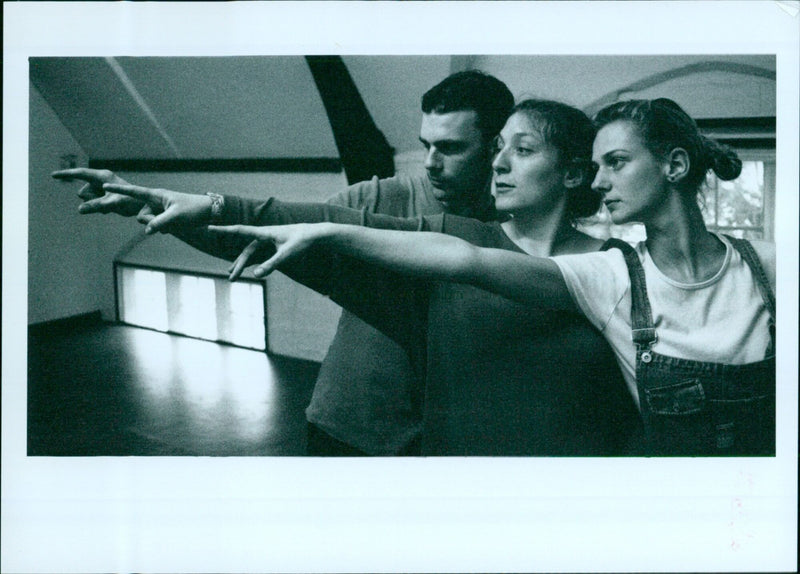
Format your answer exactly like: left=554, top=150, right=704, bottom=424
left=490, top=112, right=566, bottom=216
left=591, top=120, right=669, bottom=225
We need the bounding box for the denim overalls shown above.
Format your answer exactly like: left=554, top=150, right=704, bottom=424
left=602, top=236, right=776, bottom=456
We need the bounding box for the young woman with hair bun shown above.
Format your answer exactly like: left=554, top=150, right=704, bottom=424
left=207, top=98, right=775, bottom=456
left=574, top=98, right=775, bottom=455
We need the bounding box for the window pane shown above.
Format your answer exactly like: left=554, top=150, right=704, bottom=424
left=174, top=274, right=217, bottom=341
left=724, top=229, right=764, bottom=241
left=716, top=161, right=764, bottom=227
left=119, top=267, right=168, bottom=332
left=226, top=281, right=266, bottom=350
left=701, top=173, right=718, bottom=228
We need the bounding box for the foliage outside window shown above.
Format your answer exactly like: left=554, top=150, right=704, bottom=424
left=701, top=154, right=775, bottom=241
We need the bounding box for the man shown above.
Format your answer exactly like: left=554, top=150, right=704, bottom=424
left=307, top=70, right=512, bottom=455
left=54, top=70, right=514, bottom=456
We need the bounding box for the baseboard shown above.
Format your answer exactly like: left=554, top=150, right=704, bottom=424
left=28, top=311, right=104, bottom=337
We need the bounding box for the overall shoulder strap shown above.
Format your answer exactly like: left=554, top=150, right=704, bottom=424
left=601, top=238, right=657, bottom=350
left=725, top=236, right=776, bottom=318
left=725, top=235, right=776, bottom=356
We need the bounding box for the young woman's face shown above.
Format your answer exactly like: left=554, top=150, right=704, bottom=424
left=490, top=112, right=566, bottom=216
left=591, top=120, right=669, bottom=225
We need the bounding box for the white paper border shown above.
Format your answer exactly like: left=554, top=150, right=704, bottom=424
left=3, top=2, right=798, bottom=572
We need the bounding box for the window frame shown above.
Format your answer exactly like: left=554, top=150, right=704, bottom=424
left=701, top=148, right=775, bottom=241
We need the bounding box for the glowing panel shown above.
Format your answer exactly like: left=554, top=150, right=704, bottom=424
left=227, top=281, right=266, bottom=350
left=119, top=267, right=168, bottom=332
left=118, top=266, right=265, bottom=350
left=173, top=274, right=217, bottom=341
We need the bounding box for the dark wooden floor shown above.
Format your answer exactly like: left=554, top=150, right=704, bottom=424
left=28, top=320, right=320, bottom=456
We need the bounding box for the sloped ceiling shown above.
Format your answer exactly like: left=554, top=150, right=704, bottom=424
left=30, top=55, right=776, bottom=163
left=30, top=56, right=342, bottom=160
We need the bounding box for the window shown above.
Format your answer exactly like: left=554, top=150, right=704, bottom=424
left=701, top=153, right=775, bottom=240
left=116, top=265, right=267, bottom=351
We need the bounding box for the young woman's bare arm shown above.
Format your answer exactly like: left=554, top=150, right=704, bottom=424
left=210, top=222, right=579, bottom=312
left=328, top=225, right=577, bottom=311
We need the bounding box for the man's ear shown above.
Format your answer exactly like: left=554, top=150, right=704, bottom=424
left=563, top=161, right=585, bottom=190
left=664, top=147, right=690, bottom=184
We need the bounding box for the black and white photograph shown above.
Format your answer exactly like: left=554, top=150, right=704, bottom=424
left=3, top=2, right=798, bottom=572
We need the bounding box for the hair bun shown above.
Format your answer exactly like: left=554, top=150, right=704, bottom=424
left=700, top=136, right=742, bottom=181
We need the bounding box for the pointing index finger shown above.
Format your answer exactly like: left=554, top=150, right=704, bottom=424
left=51, top=168, right=99, bottom=182
left=103, top=183, right=158, bottom=202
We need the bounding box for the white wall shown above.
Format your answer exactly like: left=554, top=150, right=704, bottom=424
left=29, top=83, right=352, bottom=360
left=475, top=54, right=776, bottom=118
left=28, top=84, right=143, bottom=324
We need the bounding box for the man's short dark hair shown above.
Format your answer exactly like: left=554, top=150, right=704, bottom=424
left=421, top=70, right=514, bottom=143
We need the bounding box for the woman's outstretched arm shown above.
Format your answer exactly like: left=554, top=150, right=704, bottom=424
left=210, top=221, right=579, bottom=312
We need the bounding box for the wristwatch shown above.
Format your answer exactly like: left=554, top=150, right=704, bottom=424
left=206, top=192, right=224, bottom=223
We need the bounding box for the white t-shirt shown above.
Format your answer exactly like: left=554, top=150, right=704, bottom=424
left=552, top=234, right=773, bottom=406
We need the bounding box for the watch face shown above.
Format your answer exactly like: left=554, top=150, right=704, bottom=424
left=206, top=192, right=224, bottom=220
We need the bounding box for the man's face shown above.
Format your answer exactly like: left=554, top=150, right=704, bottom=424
left=419, top=111, right=492, bottom=209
